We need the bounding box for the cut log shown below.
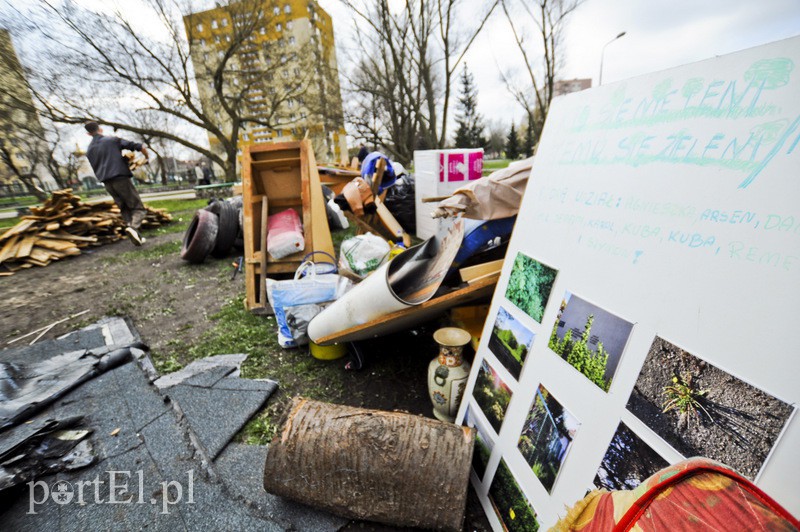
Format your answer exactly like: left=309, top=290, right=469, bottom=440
left=263, top=398, right=475, bottom=532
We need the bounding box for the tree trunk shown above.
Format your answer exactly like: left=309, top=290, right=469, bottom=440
left=263, top=398, right=475, bottom=532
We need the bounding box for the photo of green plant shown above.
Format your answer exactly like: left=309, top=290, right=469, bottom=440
left=489, top=459, right=540, bottom=532
left=464, top=405, right=495, bottom=481
left=627, top=337, right=795, bottom=480
left=505, top=253, right=558, bottom=323
left=488, top=306, right=536, bottom=380
left=517, top=384, right=580, bottom=493
left=548, top=292, right=633, bottom=392
left=472, top=358, right=513, bottom=434
left=594, top=422, right=669, bottom=491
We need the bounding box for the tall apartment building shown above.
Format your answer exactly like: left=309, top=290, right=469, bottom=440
left=184, top=0, right=347, bottom=170
left=554, top=78, right=592, bottom=97
left=0, top=28, right=57, bottom=193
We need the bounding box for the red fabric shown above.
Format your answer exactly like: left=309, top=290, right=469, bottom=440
left=615, top=460, right=799, bottom=531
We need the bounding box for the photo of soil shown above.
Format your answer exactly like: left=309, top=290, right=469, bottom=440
left=473, top=358, right=514, bottom=434
left=594, top=422, right=669, bottom=491
left=518, top=384, right=580, bottom=493
left=465, top=405, right=495, bottom=481
left=505, top=253, right=558, bottom=323
left=488, top=306, right=536, bottom=380
left=489, top=459, right=540, bottom=532
left=627, top=337, right=795, bottom=480
left=548, top=292, right=633, bottom=392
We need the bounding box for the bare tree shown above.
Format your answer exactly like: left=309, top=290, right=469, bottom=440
left=500, top=0, right=583, bottom=146
left=341, top=0, right=499, bottom=163
left=3, top=0, right=326, bottom=182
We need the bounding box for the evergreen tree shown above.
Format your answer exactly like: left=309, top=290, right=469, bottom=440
left=453, top=64, right=486, bottom=148
left=505, top=123, right=520, bottom=160
left=523, top=113, right=535, bottom=157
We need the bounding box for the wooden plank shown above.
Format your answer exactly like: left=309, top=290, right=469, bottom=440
left=0, top=235, right=21, bottom=263
left=466, top=270, right=501, bottom=286
left=29, top=247, right=54, bottom=263
left=15, top=236, right=38, bottom=259
left=304, top=140, right=335, bottom=259
left=260, top=196, right=269, bottom=308
left=251, top=157, right=300, bottom=167
left=459, top=259, right=504, bottom=283
left=371, top=157, right=386, bottom=196
left=315, top=275, right=498, bottom=345
left=242, top=145, right=259, bottom=310
left=1, top=219, right=35, bottom=239
left=374, top=200, right=404, bottom=240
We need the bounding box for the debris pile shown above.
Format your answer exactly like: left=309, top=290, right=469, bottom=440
left=0, top=189, right=172, bottom=275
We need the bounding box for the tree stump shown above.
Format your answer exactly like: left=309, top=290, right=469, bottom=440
left=262, top=398, right=475, bottom=531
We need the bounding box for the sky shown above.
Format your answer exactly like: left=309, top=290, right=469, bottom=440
left=320, top=0, right=800, bottom=129
left=3, top=0, right=799, bottom=153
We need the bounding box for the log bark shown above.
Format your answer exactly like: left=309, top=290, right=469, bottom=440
left=263, top=398, right=475, bottom=531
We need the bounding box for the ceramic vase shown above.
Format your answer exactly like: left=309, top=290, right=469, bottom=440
left=428, top=327, right=472, bottom=423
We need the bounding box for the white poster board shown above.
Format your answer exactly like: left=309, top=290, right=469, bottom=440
left=457, top=36, right=800, bottom=530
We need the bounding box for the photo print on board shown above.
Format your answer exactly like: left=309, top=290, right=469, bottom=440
left=489, top=459, right=540, bottom=532
left=505, top=252, right=558, bottom=323
left=473, top=358, right=514, bottom=434
left=464, top=405, right=495, bottom=481
left=627, top=337, right=795, bottom=480
left=489, top=306, right=537, bottom=380
left=594, top=422, right=669, bottom=491
left=518, top=384, right=581, bottom=493
left=548, top=292, right=633, bottom=392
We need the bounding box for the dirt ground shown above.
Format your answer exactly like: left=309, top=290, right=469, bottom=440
left=0, top=208, right=491, bottom=531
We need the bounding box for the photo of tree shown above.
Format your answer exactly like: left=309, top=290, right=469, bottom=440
left=489, top=306, right=537, bottom=380
left=489, top=459, right=540, bottom=532
left=472, top=358, right=513, bottom=434
left=548, top=292, right=633, bottom=392
left=505, top=253, right=558, bottom=323
left=594, top=422, right=669, bottom=491
left=627, top=337, right=795, bottom=480
left=517, top=384, right=580, bottom=493
left=464, top=405, right=495, bottom=481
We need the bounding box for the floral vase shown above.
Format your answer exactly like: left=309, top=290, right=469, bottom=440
left=427, top=327, right=472, bottom=423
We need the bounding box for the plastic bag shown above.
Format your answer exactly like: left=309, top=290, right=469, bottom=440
left=267, top=268, right=351, bottom=348
left=267, top=208, right=304, bottom=259
left=338, top=233, right=391, bottom=279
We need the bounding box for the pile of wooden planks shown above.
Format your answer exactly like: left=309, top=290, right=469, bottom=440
left=0, top=189, right=172, bottom=275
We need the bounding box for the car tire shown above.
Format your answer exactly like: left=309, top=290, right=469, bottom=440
left=181, top=209, right=219, bottom=263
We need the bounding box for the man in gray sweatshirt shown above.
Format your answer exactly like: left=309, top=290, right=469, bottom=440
left=84, top=121, right=149, bottom=245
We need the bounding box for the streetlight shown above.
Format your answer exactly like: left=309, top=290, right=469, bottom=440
left=599, top=31, right=627, bottom=86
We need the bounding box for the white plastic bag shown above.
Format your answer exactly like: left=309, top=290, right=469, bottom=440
left=338, top=234, right=391, bottom=279
left=267, top=266, right=351, bottom=348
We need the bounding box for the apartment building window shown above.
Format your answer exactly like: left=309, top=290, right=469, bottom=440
left=260, top=26, right=266, bottom=35
left=225, top=35, right=231, bottom=42
left=273, top=6, right=280, bottom=15
left=242, top=133, right=249, bottom=141
left=199, top=39, right=206, bottom=46
left=284, top=4, right=291, bottom=14
left=214, top=35, right=220, bottom=43
left=276, top=23, right=282, bottom=32
left=196, top=23, right=203, bottom=31
left=221, top=18, right=228, bottom=27
left=211, top=19, right=218, bottom=29
left=288, top=36, right=296, bottom=45
left=280, top=54, right=287, bottom=63
left=287, top=99, right=295, bottom=108
left=286, top=21, right=293, bottom=30
left=293, top=68, right=300, bottom=76
left=233, top=77, right=239, bottom=86
left=282, top=70, right=289, bottom=79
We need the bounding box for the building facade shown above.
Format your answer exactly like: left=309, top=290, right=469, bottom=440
left=0, top=28, right=58, bottom=195
left=553, top=78, right=592, bottom=97
left=184, top=0, right=347, bottom=172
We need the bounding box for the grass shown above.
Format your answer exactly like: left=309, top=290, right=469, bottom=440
left=0, top=217, right=19, bottom=231
left=102, top=240, right=183, bottom=264
left=145, top=198, right=209, bottom=213
left=151, top=294, right=347, bottom=445
left=483, top=159, right=511, bottom=171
